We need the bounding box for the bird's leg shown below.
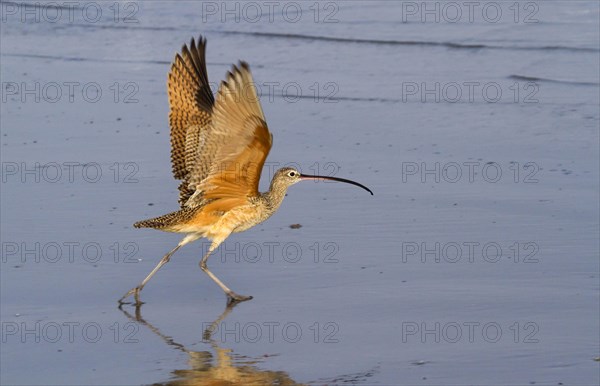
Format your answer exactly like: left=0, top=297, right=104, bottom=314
left=118, top=244, right=181, bottom=305
left=118, top=234, right=199, bottom=305
left=200, top=241, right=253, bottom=305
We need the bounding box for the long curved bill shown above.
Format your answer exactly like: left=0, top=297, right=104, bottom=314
left=299, top=174, right=373, bottom=195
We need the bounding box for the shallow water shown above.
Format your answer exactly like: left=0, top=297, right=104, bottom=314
left=1, top=1, right=599, bottom=385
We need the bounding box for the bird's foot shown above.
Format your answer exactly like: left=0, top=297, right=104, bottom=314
left=226, top=292, right=253, bottom=305
left=118, top=286, right=145, bottom=306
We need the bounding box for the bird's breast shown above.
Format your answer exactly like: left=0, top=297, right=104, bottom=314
left=185, top=198, right=274, bottom=240
left=229, top=204, right=273, bottom=233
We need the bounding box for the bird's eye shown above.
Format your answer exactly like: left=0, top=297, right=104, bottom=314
left=288, top=171, right=296, bottom=177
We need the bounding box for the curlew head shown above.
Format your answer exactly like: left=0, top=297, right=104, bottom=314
left=270, top=167, right=373, bottom=195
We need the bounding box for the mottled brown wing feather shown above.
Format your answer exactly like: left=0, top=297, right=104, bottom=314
left=188, top=62, right=272, bottom=208
left=167, top=35, right=215, bottom=206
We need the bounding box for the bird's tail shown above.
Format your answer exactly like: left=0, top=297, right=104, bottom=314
left=133, top=216, right=167, bottom=229
left=133, top=207, right=197, bottom=230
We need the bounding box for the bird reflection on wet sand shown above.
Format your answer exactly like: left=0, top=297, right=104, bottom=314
left=118, top=303, right=378, bottom=385
left=119, top=303, right=300, bottom=385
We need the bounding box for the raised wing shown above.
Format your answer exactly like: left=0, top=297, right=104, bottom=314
left=187, top=62, right=272, bottom=209
left=167, top=35, right=215, bottom=206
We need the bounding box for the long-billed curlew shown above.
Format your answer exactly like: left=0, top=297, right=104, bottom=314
left=118, top=35, right=372, bottom=306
